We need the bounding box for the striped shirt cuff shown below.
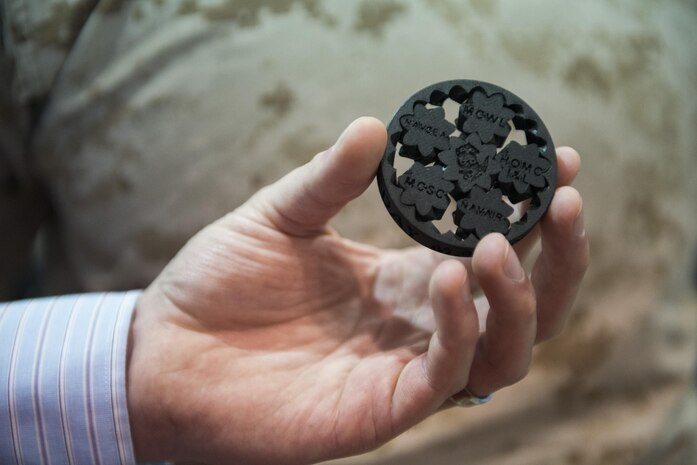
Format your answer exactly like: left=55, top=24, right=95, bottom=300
left=0, top=292, right=140, bottom=465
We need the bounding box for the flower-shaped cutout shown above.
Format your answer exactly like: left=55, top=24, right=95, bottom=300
left=458, top=90, right=514, bottom=146
left=398, top=162, right=455, bottom=220
left=438, top=133, right=497, bottom=194
left=493, top=141, right=551, bottom=202
left=399, top=103, right=456, bottom=161
left=454, top=187, right=513, bottom=238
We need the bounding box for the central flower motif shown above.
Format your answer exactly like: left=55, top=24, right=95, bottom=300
left=438, top=133, right=496, bottom=194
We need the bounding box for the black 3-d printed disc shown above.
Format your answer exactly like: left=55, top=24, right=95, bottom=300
left=377, top=80, right=557, bottom=256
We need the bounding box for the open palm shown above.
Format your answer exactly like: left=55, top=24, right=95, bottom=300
left=126, top=118, right=589, bottom=465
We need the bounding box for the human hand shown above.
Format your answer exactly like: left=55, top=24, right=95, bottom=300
left=126, top=117, right=589, bottom=465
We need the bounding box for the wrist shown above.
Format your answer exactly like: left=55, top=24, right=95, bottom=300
left=126, top=291, right=179, bottom=462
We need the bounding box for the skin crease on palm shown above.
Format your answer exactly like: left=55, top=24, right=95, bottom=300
left=125, top=117, right=589, bottom=465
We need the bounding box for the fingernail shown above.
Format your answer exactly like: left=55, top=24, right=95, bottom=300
left=503, top=247, right=525, bottom=282
left=574, top=205, right=585, bottom=237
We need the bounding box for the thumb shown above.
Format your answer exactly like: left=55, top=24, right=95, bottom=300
left=245, top=117, right=387, bottom=236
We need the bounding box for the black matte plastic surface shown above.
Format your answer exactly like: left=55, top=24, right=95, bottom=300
left=377, top=80, right=557, bottom=256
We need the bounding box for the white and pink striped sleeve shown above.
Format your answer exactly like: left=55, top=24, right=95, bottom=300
left=0, top=292, right=140, bottom=465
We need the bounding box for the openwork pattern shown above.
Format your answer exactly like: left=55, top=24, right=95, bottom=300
left=378, top=80, right=557, bottom=256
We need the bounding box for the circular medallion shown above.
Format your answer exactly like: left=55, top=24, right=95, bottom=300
left=377, top=80, right=557, bottom=256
